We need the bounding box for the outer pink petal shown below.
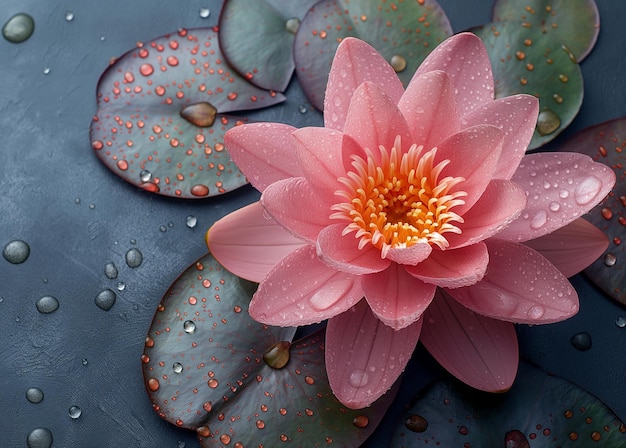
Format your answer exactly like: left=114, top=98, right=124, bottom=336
left=326, top=300, right=422, bottom=409
left=206, top=202, right=306, bottom=282
left=447, top=239, right=579, bottom=324
left=421, top=289, right=518, bottom=392
left=524, top=218, right=609, bottom=278
left=436, top=124, right=504, bottom=214
left=498, top=152, right=616, bottom=242
left=261, top=177, right=333, bottom=242
left=445, top=179, right=527, bottom=249
left=362, top=264, right=436, bottom=330
left=405, top=242, right=488, bottom=288
left=415, top=32, right=494, bottom=116
left=249, top=245, right=364, bottom=326
left=324, top=37, right=404, bottom=132
left=316, top=224, right=391, bottom=274
left=224, top=123, right=301, bottom=192
left=343, top=82, right=413, bottom=159
left=398, top=70, right=460, bottom=150
left=460, top=94, right=539, bottom=180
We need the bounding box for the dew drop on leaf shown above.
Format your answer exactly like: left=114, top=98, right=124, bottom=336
left=104, top=262, right=118, bottom=279
left=199, top=7, right=210, bottom=19
left=26, top=428, right=53, bottom=448
left=3, top=239, right=30, bottom=264
left=94, top=289, right=116, bottom=311
left=405, top=414, right=428, bottom=433
left=263, top=341, right=291, bottom=369
left=68, top=405, right=82, bottom=419
left=570, top=331, right=592, bottom=351
left=125, top=248, right=143, bottom=268
left=536, top=109, right=561, bottom=136
left=604, top=253, right=617, bottom=267
left=2, top=13, right=35, bottom=43
left=36, top=296, right=59, bottom=314
left=180, top=102, right=218, bottom=127
left=616, top=316, right=626, bottom=328
left=25, top=387, right=44, bottom=404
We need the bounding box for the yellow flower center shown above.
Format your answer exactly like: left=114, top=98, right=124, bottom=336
left=331, top=136, right=466, bottom=257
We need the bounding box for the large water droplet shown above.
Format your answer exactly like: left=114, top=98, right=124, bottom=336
left=570, top=331, right=592, bottom=351
left=94, top=289, right=116, bottom=311
left=604, top=253, right=617, bottom=267
left=180, top=102, right=217, bottom=127
left=405, top=415, right=428, bottom=433
left=3, top=239, right=30, bottom=264
left=36, top=296, right=59, bottom=314
left=527, top=305, right=545, bottom=319
left=348, top=369, right=369, bottom=387
left=504, top=430, right=530, bottom=448
left=536, top=109, right=560, bottom=136
left=285, top=17, right=300, bottom=34
left=25, top=387, right=44, bottom=404
left=390, top=54, right=407, bottom=72
left=529, top=210, right=547, bottom=229
left=64, top=11, right=74, bottom=22
left=173, top=362, right=184, bottom=374
left=140, top=169, right=153, bottom=183
left=199, top=7, right=210, bottom=18
left=574, top=176, right=602, bottom=205
left=27, top=427, right=53, bottom=448
left=104, top=262, right=118, bottom=279
left=68, top=405, right=82, bottom=419
left=3, top=13, right=35, bottom=43
left=183, top=320, right=196, bottom=333
left=125, top=248, right=143, bottom=268
left=263, top=341, right=291, bottom=369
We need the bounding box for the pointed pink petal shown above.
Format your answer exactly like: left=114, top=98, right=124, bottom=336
left=324, top=37, right=404, bottom=132
left=343, top=82, right=413, bottom=158
left=398, top=70, right=460, bottom=150
left=249, top=245, right=363, bottom=326
left=362, top=264, right=436, bottom=330
left=421, top=289, right=518, bottom=392
left=445, top=179, right=527, bottom=249
left=316, top=224, right=391, bottom=274
left=224, top=123, right=300, bottom=191
left=206, top=202, right=306, bottom=282
left=326, top=300, right=422, bottom=408
left=524, top=218, right=609, bottom=278
left=405, top=242, right=488, bottom=288
left=447, top=239, right=579, bottom=324
left=385, top=242, right=432, bottom=266
left=436, top=124, right=504, bottom=214
left=498, top=152, right=616, bottom=242
left=461, top=94, right=539, bottom=180
left=261, top=177, right=333, bottom=242
left=415, top=32, right=494, bottom=115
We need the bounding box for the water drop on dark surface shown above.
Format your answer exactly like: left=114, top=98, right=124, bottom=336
left=36, top=296, right=59, bottom=314
left=2, top=13, right=35, bottom=43
left=536, top=109, right=561, bottom=136
left=125, top=248, right=143, bottom=268
left=405, top=414, right=428, bottom=432
left=505, top=430, right=530, bottom=448
left=616, top=316, right=626, bottom=328
left=104, top=262, right=118, bottom=279
left=186, top=215, right=197, bottom=228
left=68, top=405, right=82, bottom=419
left=25, top=387, right=44, bottom=404
left=570, top=331, right=592, bottom=351
left=180, top=102, right=217, bottom=127
left=26, top=427, right=52, bottom=448
left=3, top=239, right=30, bottom=264
left=199, top=7, right=210, bottom=18
left=94, top=289, right=116, bottom=311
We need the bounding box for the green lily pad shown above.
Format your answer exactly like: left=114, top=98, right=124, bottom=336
left=218, top=0, right=319, bottom=92
left=391, top=362, right=626, bottom=446
left=492, top=0, right=600, bottom=62
left=557, top=117, right=626, bottom=305
left=474, top=21, right=583, bottom=149
left=142, top=253, right=395, bottom=447
left=90, top=28, right=285, bottom=199
left=293, top=0, right=452, bottom=110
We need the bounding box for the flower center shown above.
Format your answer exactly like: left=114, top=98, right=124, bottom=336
left=331, top=136, right=466, bottom=256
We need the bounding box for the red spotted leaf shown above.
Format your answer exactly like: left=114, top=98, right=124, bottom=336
left=90, top=28, right=285, bottom=199
left=142, top=253, right=395, bottom=447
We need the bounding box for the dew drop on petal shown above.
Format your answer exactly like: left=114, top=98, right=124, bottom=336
left=27, top=428, right=53, bottom=448
left=574, top=176, right=602, bottom=205
left=549, top=201, right=560, bottom=212
left=25, top=387, right=44, bottom=404
left=68, top=405, right=82, bottom=419
left=527, top=305, right=545, bottom=319
left=570, top=331, right=592, bottom=351
left=3, top=13, right=35, bottom=43
left=3, top=239, right=30, bottom=264
left=348, top=369, right=369, bottom=387
left=36, top=296, right=59, bottom=314
left=529, top=210, right=547, bottom=229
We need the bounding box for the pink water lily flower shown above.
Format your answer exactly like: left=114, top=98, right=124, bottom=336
left=206, top=33, right=615, bottom=409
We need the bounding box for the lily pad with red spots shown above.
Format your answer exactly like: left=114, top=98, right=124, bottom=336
left=218, top=0, right=319, bottom=92
left=492, top=0, right=600, bottom=62
left=293, top=0, right=452, bottom=110
left=90, top=28, right=285, bottom=199
left=557, top=118, right=626, bottom=305
left=391, top=362, right=626, bottom=446
left=142, top=253, right=395, bottom=447
left=474, top=21, right=584, bottom=149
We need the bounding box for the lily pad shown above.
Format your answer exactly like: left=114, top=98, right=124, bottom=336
left=391, top=362, right=626, bottom=446
left=90, top=28, right=285, bottom=199
left=492, top=0, right=600, bottom=62
left=142, top=253, right=394, bottom=447
left=474, top=21, right=583, bottom=149
left=218, top=0, right=319, bottom=92
left=293, top=0, right=452, bottom=110
left=557, top=118, right=626, bottom=305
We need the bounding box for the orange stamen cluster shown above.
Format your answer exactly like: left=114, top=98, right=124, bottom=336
left=331, top=136, right=466, bottom=258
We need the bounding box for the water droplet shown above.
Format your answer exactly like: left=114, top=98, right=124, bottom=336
left=139, top=170, right=153, bottom=183
left=3, top=239, right=30, bottom=264
left=504, top=430, right=530, bottom=448
left=615, top=316, right=626, bottom=328
left=529, top=210, right=547, bottom=229
left=173, top=362, right=184, bottom=374
left=601, top=207, right=613, bottom=220
left=574, top=176, right=602, bottom=205
left=527, top=305, right=545, bottom=319
left=348, top=369, right=369, bottom=387
left=549, top=201, right=560, bottom=212
left=3, top=13, right=35, bottom=43
left=82, top=358, right=88, bottom=366
left=104, top=262, right=118, bottom=279
left=180, top=102, right=217, bottom=127
left=199, top=7, right=210, bottom=18
left=536, top=109, right=560, bottom=136
left=186, top=215, right=197, bottom=229
left=25, top=387, right=44, bottom=404
left=352, top=415, right=369, bottom=428
left=27, top=428, right=53, bottom=448
left=285, top=17, right=300, bottom=34
left=94, top=289, right=116, bottom=311
left=116, top=282, right=126, bottom=291
left=68, top=405, right=82, bottom=419
left=42, top=67, right=51, bottom=75
left=570, top=331, right=592, bottom=351
left=183, top=320, right=196, bottom=333
left=390, top=54, right=407, bottom=72
left=159, top=225, right=167, bottom=233
left=64, top=11, right=74, bottom=21
left=125, top=248, right=143, bottom=268
left=298, top=104, right=308, bottom=114
left=603, top=253, right=616, bottom=267
left=36, top=296, right=59, bottom=314
left=405, top=414, right=428, bottom=433
left=263, top=341, right=291, bottom=369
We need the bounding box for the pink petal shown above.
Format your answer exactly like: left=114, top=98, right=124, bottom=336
left=206, top=202, right=306, bottom=282
left=342, top=82, right=413, bottom=159
left=316, top=224, right=391, bottom=274
left=385, top=242, right=432, bottom=265
left=415, top=32, right=494, bottom=116
left=326, top=300, right=422, bottom=408
left=362, top=264, right=436, bottom=330
left=405, top=242, right=488, bottom=288
left=498, top=152, right=616, bottom=242
left=447, top=239, right=579, bottom=324
left=524, top=218, right=609, bottom=278
left=421, top=289, right=518, bottom=392
left=398, top=70, right=460, bottom=150
left=436, top=124, right=504, bottom=214
left=324, top=37, right=404, bottom=132
left=461, top=94, right=539, bottom=180
left=445, top=179, right=527, bottom=249
left=261, top=177, right=333, bottom=242
left=249, top=245, right=364, bottom=326
left=224, top=123, right=301, bottom=191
